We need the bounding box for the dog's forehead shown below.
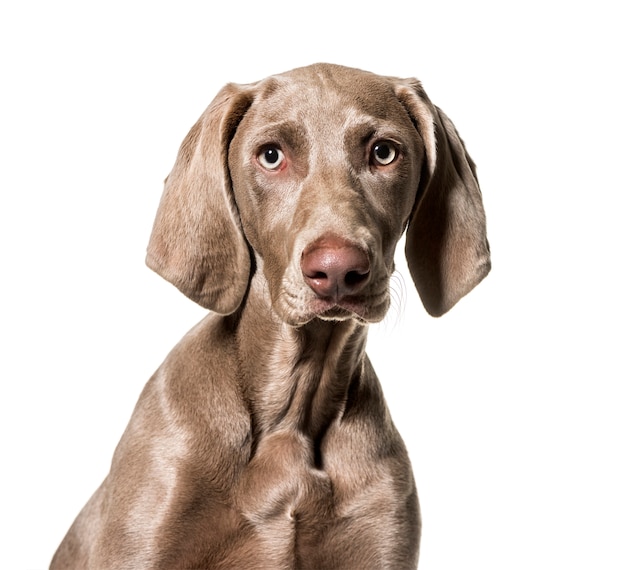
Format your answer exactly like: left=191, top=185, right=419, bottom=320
left=250, top=64, right=409, bottom=126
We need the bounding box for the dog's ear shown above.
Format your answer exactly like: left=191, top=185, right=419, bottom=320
left=395, top=79, right=491, bottom=317
left=146, top=83, right=255, bottom=314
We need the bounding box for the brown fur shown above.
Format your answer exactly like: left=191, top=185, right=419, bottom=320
left=51, top=63, right=489, bottom=569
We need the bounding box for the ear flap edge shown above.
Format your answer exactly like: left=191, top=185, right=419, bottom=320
left=399, top=84, right=491, bottom=317
left=146, top=84, right=255, bottom=314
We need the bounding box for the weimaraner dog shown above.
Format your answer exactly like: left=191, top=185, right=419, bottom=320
left=51, top=63, right=490, bottom=569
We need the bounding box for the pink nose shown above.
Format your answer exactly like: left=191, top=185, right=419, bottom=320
left=301, top=236, right=370, bottom=300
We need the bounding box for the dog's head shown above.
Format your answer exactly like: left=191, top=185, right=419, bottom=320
left=146, top=64, right=490, bottom=324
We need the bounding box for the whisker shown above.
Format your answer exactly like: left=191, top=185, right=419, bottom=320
left=380, top=271, right=407, bottom=331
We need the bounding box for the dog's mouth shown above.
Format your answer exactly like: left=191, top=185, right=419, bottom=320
left=283, top=290, right=390, bottom=326
left=311, top=297, right=372, bottom=321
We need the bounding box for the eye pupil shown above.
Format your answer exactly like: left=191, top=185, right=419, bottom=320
left=258, top=146, right=285, bottom=170
left=372, top=141, right=397, bottom=166
left=264, top=148, right=279, bottom=163
left=376, top=144, right=390, bottom=159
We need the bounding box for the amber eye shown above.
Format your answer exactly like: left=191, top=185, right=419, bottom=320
left=371, top=141, right=397, bottom=166
left=258, top=146, right=285, bottom=170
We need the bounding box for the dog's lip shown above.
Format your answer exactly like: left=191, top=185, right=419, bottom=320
left=308, top=295, right=379, bottom=322
left=280, top=282, right=390, bottom=325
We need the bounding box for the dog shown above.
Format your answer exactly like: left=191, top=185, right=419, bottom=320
left=51, top=63, right=490, bottom=569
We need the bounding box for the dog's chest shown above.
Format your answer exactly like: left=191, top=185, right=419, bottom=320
left=235, top=431, right=334, bottom=527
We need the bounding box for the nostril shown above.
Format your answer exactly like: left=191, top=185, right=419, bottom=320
left=345, top=269, right=369, bottom=287
left=310, top=270, right=328, bottom=280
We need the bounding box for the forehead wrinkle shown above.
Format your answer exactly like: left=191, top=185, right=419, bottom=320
left=248, top=120, right=306, bottom=147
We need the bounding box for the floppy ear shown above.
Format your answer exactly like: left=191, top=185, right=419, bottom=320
left=146, top=83, right=255, bottom=314
left=396, top=79, right=491, bottom=317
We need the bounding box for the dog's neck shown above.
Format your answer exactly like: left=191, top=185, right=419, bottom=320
left=232, top=273, right=369, bottom=453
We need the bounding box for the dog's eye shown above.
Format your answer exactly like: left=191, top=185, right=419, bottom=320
left=258, top=146, right=285, bottom=170
left=371, top=141, right=397, bottom=166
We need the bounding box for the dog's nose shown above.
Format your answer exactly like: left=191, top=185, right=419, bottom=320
left=301, top=236, right=370, bottom=300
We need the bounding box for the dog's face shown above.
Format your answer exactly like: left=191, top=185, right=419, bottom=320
left=228, top=67, right=425, bottom=325
left=146, top=64, right=490, bottom=322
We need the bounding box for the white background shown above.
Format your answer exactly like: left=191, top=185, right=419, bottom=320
left=1, top=1, right=624, bottom=568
